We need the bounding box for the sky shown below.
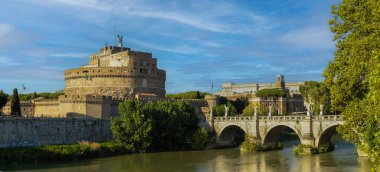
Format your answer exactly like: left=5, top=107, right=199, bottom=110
left=0, top=0, right=339, bottom=94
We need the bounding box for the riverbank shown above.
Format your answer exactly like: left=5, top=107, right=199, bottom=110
left=0, top=142, right=129, bottom=165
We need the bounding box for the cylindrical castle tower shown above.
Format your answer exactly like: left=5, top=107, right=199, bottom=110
left=63, top=45, right=166, bottom=98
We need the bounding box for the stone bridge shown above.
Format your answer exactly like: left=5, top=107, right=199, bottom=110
left=212, top=115, right=344, bottom=149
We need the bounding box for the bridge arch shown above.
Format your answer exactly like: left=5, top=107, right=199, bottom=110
left=263, top=124, right=301, bottom=146
left=317, top=124, right=339, bottom=149
left=218, top=125, right=247, bottom=145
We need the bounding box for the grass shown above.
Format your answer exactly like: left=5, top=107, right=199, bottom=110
left=0, top=142, right=129, bottom=165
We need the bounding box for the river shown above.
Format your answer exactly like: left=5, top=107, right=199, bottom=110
left=2, top=141, right=373, bottom=172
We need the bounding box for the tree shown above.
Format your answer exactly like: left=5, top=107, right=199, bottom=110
left=196, top=91, right=201, bottom=99
left=166, top=91, right=209, bottom=99
left=230, top=98, right=249, bottom=114
left=300, top=81, right=331, bottom=115
left=111, top=99, right=199, bottom=152
left=212, top=102, right=236, bottom=116
left=325, top=0, right=380, bottom=168
left=255, top=89, right=286, bottom=98
left=0, top=90, right=8, bottom=109
left=11, top=88, right=21, bottom=116
left=242, top=103, right=255, bottom=116
left=192, top=127, right=208, bottom=149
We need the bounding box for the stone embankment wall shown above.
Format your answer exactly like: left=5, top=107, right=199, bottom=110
left=0, top=117, right=112, bottom=147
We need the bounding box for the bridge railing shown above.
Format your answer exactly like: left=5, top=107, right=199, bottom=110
left=312, top=115, right=343, bottom=121
left=213, top=115, right=343, bottom=121
left=213, top=116, right=255, bottom=121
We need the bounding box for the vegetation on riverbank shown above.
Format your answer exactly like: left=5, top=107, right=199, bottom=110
left=111, top=99, right=200, bottom=152
left=240, top=135, right=283, bottom=152
left=192, top=127, right=209, bottom=149
left=324, top=0, right=380, bottom=170
left=292, top=144, right=334, bottom=155
left=0, top=142, right=128, bottom=165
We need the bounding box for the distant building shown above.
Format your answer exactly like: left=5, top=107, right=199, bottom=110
left=215, top=75, right=305, bottom=114
left=250, top=97, right=305, bottom=115
left=215, top=75, right=304, bottom=98
left=2, top=101, right=35, bottom=117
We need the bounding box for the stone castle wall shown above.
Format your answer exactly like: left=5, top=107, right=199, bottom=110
left=0, top=117, right=112, bottom=147
left=31, top=97, right=208, bottom=119
left=34, top=100, right=60, bottom=117
left=64, top=67, right=165, bottom=98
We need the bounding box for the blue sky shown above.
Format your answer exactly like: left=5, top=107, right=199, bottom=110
left=0, top=0, right=338, bottom=94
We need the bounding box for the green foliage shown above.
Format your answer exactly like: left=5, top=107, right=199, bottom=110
left=0, top=90, right=8, bottom=111
left=242, top=104, right=255, bottom=116
left=166, top=91, right=209, bottom=99
left=242, top=103, right=267, bottom=116
left=0, top=142, right=128, bottom=165
left=192, top=127, right=208, bottom=149
left=216, top=97, right=248, bottom=115
left=292, top=144, right=316, bottom=155
left=19, top=91, right=64, bottom=101
left=10, top=88, right=21, bottom=116
left=229, top=98, right=249, bottom=114
left=240, top=134, right=257, bottom=152
left=300, top=81, right=331, bottom=115
left=240, top=134, right=283, bottom=152
left=255, top=89, right=286, bottom=98
left=324, top=0, right=380, bottom=168
left=111, top=99, right=198, bottom=152
left=212, top=102, right=236, bottom=116
left=111, top=100, right=153, bottom=153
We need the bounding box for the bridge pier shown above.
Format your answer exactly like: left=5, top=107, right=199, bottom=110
left=299, top=116, right=316, bottom=147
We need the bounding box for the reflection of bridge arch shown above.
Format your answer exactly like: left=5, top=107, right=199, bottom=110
left=263, top=124, right=301, bottom=146
left=316, top=124, right=339, bottom=148
left=218, top=125, right=247, bottom=145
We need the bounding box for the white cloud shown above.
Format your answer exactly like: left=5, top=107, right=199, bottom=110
left=278, top=26, right=334, bottom=50
left=0, top=56, right=21, bottom=66
left=31, top=0, right=268, bottom=34
left=0, top=23, right=12, bottom=38
left=50, top=52, right=89, bottom=58
left=48, top=0, right=112, bottom=11
left=128, top=38, right=199, bottom=55
left=0, top=23, right=38, bottom=50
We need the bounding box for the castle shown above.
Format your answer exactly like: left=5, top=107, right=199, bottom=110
left=2, top=37, right=167, bottom=119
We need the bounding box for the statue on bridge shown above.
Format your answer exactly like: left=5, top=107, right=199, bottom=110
left=224, top=105, right=229, bottom=117
left=268, top=106, right=272, bottom=117
left=320, top=104, right=324, bottom=116
left=306, top=104, right=311, bottom=116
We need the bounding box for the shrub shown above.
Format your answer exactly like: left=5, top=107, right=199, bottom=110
left=192, top=127, right=208, bottom=149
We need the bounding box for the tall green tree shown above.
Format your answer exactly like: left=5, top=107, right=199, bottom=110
left=111, top=99, right=198, bottom=152
left=110, top=100, right=153, bottom=152
left=325, top=0, right=380, bottom=168
left=0, top=90, right=8, bottom=115
left=11, top=88, right=21, bottom=116
left=300, top=81, right=331, bottom=115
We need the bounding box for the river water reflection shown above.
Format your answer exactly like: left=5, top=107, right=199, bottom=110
left=3, top=142, right=373, bottom=172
